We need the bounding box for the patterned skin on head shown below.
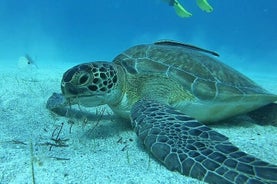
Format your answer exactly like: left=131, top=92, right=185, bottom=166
left=61, top=62, right=118, bottom=96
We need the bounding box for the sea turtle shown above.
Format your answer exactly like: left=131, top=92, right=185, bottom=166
left=47, top=41, right=277, bottom=184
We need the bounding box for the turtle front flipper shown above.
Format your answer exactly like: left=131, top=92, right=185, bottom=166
left=131, top=99, right=277, bottom=184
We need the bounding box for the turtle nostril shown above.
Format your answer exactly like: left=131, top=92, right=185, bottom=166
left=79, top=74, right=89, bottom=85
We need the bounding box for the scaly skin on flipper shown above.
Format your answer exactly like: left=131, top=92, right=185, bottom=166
left=131, top=99, right=277, bottom=184
left=47, top=41, right=277, bottom=184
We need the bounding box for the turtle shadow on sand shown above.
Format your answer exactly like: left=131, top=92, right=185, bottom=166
left=46, top=94, right=132, bottom=139
left=48, top=94, right=277, bottom=128
left=208, top=103, right=277, bottom=128
left=247, top=103, right=277, bottom=126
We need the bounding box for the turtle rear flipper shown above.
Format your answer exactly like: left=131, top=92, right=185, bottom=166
left=131, top=99, right=277, bottom=184
left=247, top=103, right=277, bottom=126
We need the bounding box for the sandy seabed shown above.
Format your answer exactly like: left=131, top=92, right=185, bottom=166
left=0, top=63, right=276, bottom=184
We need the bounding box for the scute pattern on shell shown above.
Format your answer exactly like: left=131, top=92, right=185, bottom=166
left=113, top=43, right=270, bottom=101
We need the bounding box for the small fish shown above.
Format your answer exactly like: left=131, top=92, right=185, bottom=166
left=25, top=54, right=39, bottom=68
left=154, top=40, right=220, bottom=57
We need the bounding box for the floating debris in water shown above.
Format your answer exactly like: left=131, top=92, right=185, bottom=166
left=17, top=54, right=38, bottom=69
left=17, top=54, right=39, bottom=82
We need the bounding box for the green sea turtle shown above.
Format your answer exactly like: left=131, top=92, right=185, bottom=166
left=47, top=41, right=277, bottom=184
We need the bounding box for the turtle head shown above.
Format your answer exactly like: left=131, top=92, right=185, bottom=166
left=61, top=62, right=125, bottom=107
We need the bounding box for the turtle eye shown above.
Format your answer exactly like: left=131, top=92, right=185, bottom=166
left=79, top=73, right=89, bottom=85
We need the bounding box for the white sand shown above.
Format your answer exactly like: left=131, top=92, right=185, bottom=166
left=0, top=63, right=276, bottom=184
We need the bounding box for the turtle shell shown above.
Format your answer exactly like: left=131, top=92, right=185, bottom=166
left=112, top=41, right=277, bottom=121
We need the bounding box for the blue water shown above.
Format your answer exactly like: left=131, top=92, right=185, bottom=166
left=0, top=0, right=276, bottom=73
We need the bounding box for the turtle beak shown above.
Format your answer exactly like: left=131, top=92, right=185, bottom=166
left=61, top=82, right=107, bottom=107
left=62, top=82, right=88, bottom=97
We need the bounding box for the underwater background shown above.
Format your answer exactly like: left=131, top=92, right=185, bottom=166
left=0, top=1, right=277, bottom=183
left=0, top=0, right=276, bottom=74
